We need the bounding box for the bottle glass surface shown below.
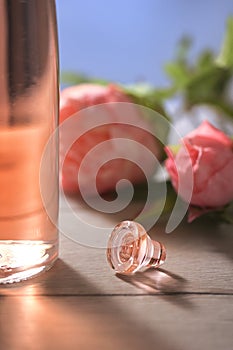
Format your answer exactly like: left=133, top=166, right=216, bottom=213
left=0, top=0, right=59, bottom=283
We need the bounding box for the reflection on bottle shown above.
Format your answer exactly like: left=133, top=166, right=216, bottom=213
left=0, top=0, right=59, bottom=284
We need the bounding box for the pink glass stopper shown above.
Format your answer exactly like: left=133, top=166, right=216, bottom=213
left=107, top=221, right=166, bottom=274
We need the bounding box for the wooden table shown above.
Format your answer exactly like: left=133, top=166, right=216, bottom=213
left=1, top=195, right=233, bottom=350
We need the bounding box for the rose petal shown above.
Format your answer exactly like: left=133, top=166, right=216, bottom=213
left=185, top=120, right=233, bottom=148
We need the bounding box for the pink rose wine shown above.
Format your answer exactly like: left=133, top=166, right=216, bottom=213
left=0, top=0, right=59, bottom=283
left=0, top=124, right=58, bottom=283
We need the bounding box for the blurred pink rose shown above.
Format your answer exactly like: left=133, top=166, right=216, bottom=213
left=165, top=121, right=233, bottom=221
left=60, top=83, right=162, bottom=195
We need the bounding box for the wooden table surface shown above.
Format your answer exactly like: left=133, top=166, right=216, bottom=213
left=0, top=195, right=233, bottom=350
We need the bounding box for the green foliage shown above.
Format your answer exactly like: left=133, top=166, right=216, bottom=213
left=216, top=17, right=233, bottom=67
left=164, top=16, right=233, bottom=117
left=61, top=72, right=108, bottom=86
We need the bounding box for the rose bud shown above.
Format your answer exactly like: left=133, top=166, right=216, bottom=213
left=165, top=120, right=233, bottom=221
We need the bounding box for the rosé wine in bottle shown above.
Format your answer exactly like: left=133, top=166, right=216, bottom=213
left=0, top=0, right=59, bottom=283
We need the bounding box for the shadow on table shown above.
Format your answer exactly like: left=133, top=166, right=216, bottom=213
left=0, top=259, right=183, bottom=350
left=116, top=268, right=186, bottom=293
left=116, top=268, right=194, bottom=309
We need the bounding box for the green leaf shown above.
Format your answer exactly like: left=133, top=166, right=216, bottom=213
left=123, top=84, right=176, bottom=107
left=135, top=182, right=178, bottom=224
left=122, top=83, right=170, bottom=112
left=185, top=66, right=231, bottom=105
left=216, top=16, right=233, bottom=68
left=201, top=202, right=233, bottom=224
left=197, top=50, right=215, bottom=69
left=166, top=144, right=181, bottom=155
left=176, top=36, right=193, bottom=64
left=61, top=71, right=109, bottom=85
left=164, top=62, right=190, bottom=89
left=163, top=16, right=233, bottom=120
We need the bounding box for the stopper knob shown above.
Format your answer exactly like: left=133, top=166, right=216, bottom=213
left=107, top=221, right=166, bottom=274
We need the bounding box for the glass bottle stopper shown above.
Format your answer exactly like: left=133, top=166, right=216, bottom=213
left=107, top=220, right=166, bottom=274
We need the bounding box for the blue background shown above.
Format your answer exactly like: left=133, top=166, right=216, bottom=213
left=57, top=0, right=233, bottom=86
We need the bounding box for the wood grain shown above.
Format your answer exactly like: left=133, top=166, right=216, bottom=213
left=0, top=295, right=232, bottom=350
left=0, top=196, right=233, bottom=350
